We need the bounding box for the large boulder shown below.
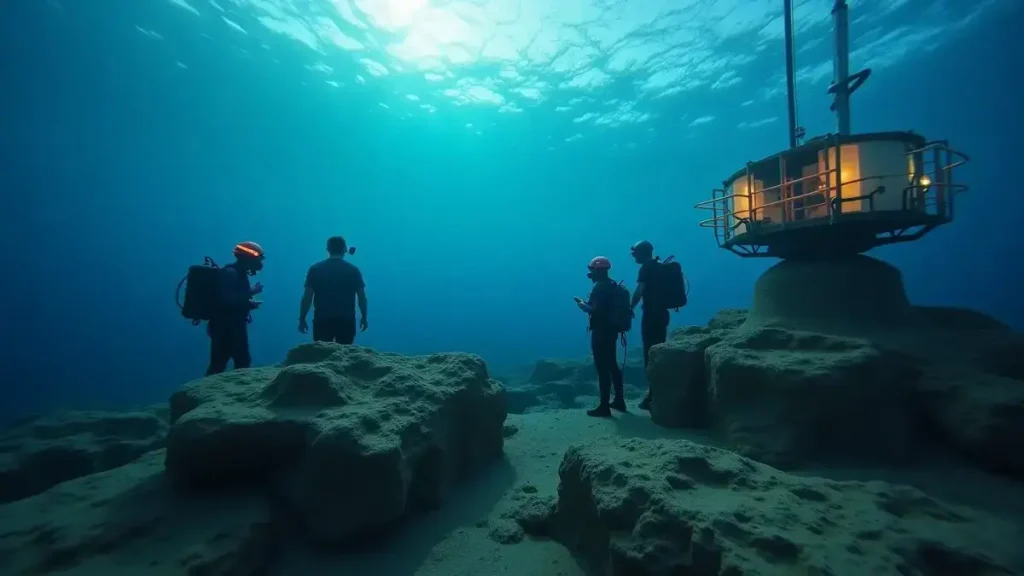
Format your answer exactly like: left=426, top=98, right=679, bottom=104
left=645, top=300, right=1024, bottom=480
left=165, top=342, right=507, bottom=546
left=647, top=327, right=722, bottom=428
left=870, top=307, right=1024, bottom=481
left=643, top=255, right=1024, bottom=479
left=705, top=327, right=917, bottom=468
left=647, top=309, right=747, bottom=428
left=503, top=381, right=580, bottom=414
left=915, top=365, right=1024, bottom=480
left=502, top=386, right=549, bottom=414
left=527, top=359, right=579, bottom=386
left=545, top=437, right=1024, bottom=575
left=977, top=333, right=1024, bottom=382
left=526, top=355, right=647, bottom=401
left=0, top=449, right=275, bottom=575
left=0, top=409, right=167, bottom=504
left=884, top=307, right=1024, bottom=481
left=705, top=308, right=748, bottom=331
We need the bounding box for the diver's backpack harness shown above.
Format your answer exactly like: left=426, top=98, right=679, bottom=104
left=585, top=279, right=633, bottom=372
left=611, top=280, right=632, bottom=371
left=608, top=280, right=633, bottom=335
left=649, top=255, right=689, bottom=311
left=176, top=257, right=253, bottom=325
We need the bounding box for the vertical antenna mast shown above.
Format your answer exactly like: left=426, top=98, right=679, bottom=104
left=828, top=0, right=870, bottom=134
left=783, top=0, right=799, bottom=148
left=831, top=0, right=851, bottom=134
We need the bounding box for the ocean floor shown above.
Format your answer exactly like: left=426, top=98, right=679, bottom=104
left=277, top=401, right=1024, bottom=575
left=3, top=323, right=1023, bottom=575
left=3, top=401, right=1023, bottom=575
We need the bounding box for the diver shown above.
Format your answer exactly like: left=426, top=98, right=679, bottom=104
left=206, top=241, right=265, bottom=376
left=574, top=256, right=628, bottom=417
left=629, top=240, right=674, bottom=411
left=298, top=236, right=367, bottom=344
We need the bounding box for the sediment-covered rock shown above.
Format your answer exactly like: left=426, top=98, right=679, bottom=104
left=502, top=353, right=652, bottom=414
left=0, top=449, right=275, bottom=575
left=548, top=437, right=1024, bottom=576
left=0, top=409, right=167, bottom=504
left=525, top=356, right=647, bottom=400
left=705, top=308, right=747, bottom=331
left=644, top=300, right=1024, bottom=479
left=646, top=309, right=747, bottom=428
left=165, top=342, right=507, bottom=546
left=503, top=381, right=579, bottom=414
left=639, top=254, right=1023, bottom=479
left=705, top=327, right=917, bottom=468
left=527, top=359, right=581, bottom=388
left=485, top=481, right=555, bottom=545
left=647, top=327, right=722, bottom=428
left=977, top=333, right=1024, bottom=382
left=502, top=386, right=549, bottom=414
left=915, top=365, right=1024, bottom=481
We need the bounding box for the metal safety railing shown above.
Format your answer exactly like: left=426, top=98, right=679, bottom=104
left=694, top=139, right=970, bottom=246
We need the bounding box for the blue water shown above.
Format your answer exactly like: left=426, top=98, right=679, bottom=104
left=1, top=0, right=1021, bottom=424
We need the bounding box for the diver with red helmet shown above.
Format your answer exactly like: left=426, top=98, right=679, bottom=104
left=205, top=241, right=266, bottom=375
left=574, top=256, right=629, bottom=417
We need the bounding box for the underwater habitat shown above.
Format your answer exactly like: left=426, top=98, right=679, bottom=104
left=2, top=0, right=1024, bottom=574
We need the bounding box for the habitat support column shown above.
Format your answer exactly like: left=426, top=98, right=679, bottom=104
left=831, top=0, right=851, bottom=135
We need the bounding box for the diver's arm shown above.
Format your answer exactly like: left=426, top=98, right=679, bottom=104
left=630, top=282, right=646, bottom=311
left=582, top=285, right=607, bottom=315
left=353, top=267, right=367, bottom=321
left=299, top=285, right=314, bottom=322
left=356, top=287, right=367, bottom=320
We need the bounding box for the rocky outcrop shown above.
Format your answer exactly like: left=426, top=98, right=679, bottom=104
left=0, top=409, right=167, bottom=504
left=978, top=333, right=1024, bottom=382
left=484, top=481, right=555, bottom=545
left=706, top=327, right=918, bottom=467
left=646, top=309, right=746, bottom=428
left=705, top=308, right=747, bottom=331
left=503, top=380, right=581, bottom=414
left=647, top=327, right=721, bottom=428
left=0, top=449, right=275, bottom=575
left=915, top=365, right=1024, bottom=480
left=542, top=437, right=1024, bottom=575
left=527, top=359, right=580, bottom=387
left=647, top=290, right=1024, bottom=478
left=502, top=353, right=649, bottom=414
left=166, top=342, right=507, bottom=546
left=526, top=356, right=647, bottom=399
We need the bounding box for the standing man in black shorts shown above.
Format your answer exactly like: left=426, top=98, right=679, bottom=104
left=298, top=236, right=368, bottom=344
left=629, top=240, right=670, bottom=410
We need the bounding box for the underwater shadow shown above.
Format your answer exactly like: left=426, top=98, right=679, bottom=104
left=276, top=456, right=518, bottom=575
